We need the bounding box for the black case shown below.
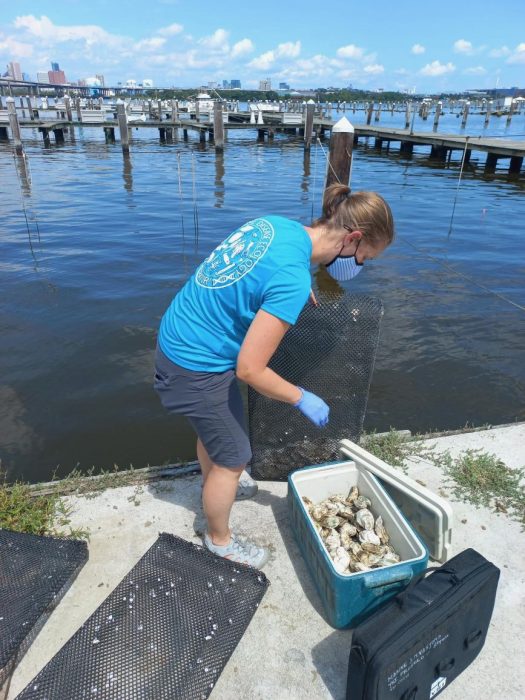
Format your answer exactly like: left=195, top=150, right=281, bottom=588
left=347, top=548, right=500, bottom=700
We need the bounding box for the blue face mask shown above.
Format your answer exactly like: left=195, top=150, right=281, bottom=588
left=325, top=239, right=363, bottom=281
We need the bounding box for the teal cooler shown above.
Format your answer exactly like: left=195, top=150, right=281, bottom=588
left=288, top=443, right=452, bottom=630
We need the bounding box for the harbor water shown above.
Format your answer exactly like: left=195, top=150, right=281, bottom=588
left=1, top=111, right=524, bottom=482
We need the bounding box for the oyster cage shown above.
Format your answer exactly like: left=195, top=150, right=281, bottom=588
left=249, top=292, right=383, bottom=480
left=15, top=533, right=269, bottom=700
left=0, top=529, right=88, bottom=693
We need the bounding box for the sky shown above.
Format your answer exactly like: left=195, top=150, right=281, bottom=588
left=1, top=0, right=524, bottom=92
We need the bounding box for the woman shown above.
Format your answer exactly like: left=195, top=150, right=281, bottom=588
left=154, top=183, right=394, bottom=568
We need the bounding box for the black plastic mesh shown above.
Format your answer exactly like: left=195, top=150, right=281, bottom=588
left=0, top=529, right=88, bottom=692
left=15, top=533, right=269, bottom=700
left=249, top=292, right=383, bottom=480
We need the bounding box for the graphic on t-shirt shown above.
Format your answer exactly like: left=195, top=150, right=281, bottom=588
left=195, top=218, right=274, bottom=288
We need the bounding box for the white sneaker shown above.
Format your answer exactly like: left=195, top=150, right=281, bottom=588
left=204, top=532, right=269, bottom=569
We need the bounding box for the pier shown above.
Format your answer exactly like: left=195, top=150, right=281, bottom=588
left=1, top=98, right=524, bottom=175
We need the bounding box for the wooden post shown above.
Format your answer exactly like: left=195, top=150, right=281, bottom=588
left=304, top=99, right=315, bottom=150
left=183, top=128, right=188, bottom=140
left=75, top=97, right=82, bottom=122
left=157, top=99, right=163, bottom=121
left=104, top=127, right=116, bottom=143
left=461, top=101, right=470, bottom=128
left=195, top=98, right=200, bottom=121
left=374, top=103, right=382, bottom=122
left=484, top=100, right=492, bottom=127
left=374, top=138, right=383, bottom=149
left=405, top=102, right=411, bottom=129
left=433, top=101, right=442, bottom=131
left=64, top=95, right=73, bottom=122
left=26, top=96, right=34, bottom=121
left=485, top=153, right=498, bottom=171
left=171, top=100, right=178, bottom=124
left=6, top=98, right=23, bottom=153
left=509, top=156, right=523, bottom=174
left=39, top=128, right=51, bottom=147
left=324, top=116, right=354, bottom=191
left=213, top=101, right=224, bottom=149
left=199, top=128, right=206, bottom=143
left=53, top=128, right=65, bottom=143
left=366, top=101, right=374, bottom=125
left=506, top=100, right=516, bottom=127
left=117, top=101, right=130, bottom=152
left=400, top=140, right=414, bottom=156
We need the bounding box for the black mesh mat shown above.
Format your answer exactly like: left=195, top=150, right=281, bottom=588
left=0, top=529, right=88, bottom=693
left=249, top=292, right=383, bottom=480
left=15, top=533, right=269, bottom=700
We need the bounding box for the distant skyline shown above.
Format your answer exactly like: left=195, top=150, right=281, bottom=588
left=1, top=0, right=524, bottom=92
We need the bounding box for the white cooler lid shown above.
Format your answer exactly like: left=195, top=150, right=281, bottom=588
left=339, top=439, right=453, bottom=563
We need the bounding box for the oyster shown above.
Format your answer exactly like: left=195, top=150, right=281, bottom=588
left=346, top=486, right=359, bottom=503
left=311, top=504, right=328, bottom=522
left=347, top=541, right=363, bottom=558
left=358, top=529, right=381, bottom=546
left=340, top=522, right=358, bottom=548
left=374, top=516, right=390, bottom=544
left=320, top=515, right=344, bottom=529
left=337, top=504, right=356, bottom=521
left=325, top=528, right=341, bottom=552
left=355, top=508, right=375, bottom=531
left=354, top=495, right=372, bottom=510
left=332, top=546, right=351, bottom=574
left=360, top=542, right=383, bottom=555
left=349, top=560, right=370, bottom=573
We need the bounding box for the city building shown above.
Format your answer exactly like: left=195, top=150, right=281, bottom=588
left=259, top=78, right=271, bottom=91
left=222, top=80, right=231, bottom=89
left=37, top=71, right=49, bottom=83
left=51, top=62, right=60, bottom=72
left=48, top=69, right=67, bottom=84
left=279, top=82, right=290, bottom=90
left=7, top=61, right=23, bottom=80
left=230, top=79, right=241, bottom=89
left=22, top=72, right=31, bottom=82
left=95, top=74, right=105, bottom=87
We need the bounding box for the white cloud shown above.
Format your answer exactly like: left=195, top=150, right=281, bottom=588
left=231, top=38, right=253, bottom=58
left=199, top=28, right=229, bottom=51
left=463, top=66, right=487, bottom=75
left=248, top=49, right=275, bottom=70
left=420, top=60, right=456, bottom=76
left=336, top=44, right=365, bottom=60
left=489, top=45, right=510, bottom=58
left=411, top=44, right=425, bottom=54
left=13, top=14, right=120, bottom=47
left=276, top=41, right=301, bottom=58
left=453, top=39, right=473, bottom=54
left=134, top=37, right=166, bottom=52
left=0, top=36, right=33, bottom=58
left=158, top=23, right=183, bottom=36
left=507, top=43, right=525, bottom=64
left=364, top=63, right=384, bottom=74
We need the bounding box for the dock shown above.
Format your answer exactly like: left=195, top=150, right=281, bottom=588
left=1, top=102, right=524, bottom=175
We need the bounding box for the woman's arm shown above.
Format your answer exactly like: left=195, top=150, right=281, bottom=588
left=236, top=309, right=302, bottom=404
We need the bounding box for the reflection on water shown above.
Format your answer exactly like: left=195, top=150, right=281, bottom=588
left=0, top=123, right=524, bottom=482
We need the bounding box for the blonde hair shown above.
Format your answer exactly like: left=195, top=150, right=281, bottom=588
left=312, top=183, right=395, bottom=246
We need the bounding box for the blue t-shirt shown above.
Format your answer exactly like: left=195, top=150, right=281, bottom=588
left=158, top=215, right=312, bottom=371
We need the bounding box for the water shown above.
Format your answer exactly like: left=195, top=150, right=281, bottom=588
left=1, top=112, right=524, bottom=483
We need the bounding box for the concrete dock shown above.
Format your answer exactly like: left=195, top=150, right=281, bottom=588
left=6, top=423, right=525, bottom=699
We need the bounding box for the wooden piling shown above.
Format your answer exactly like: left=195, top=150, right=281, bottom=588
left=433, top=101, right=442, bottom=131
left=506, top=101, right=516, bottom=127
left=26, top=96, right=34, bottom=121
left=199, top=129, right=206, bottom=143
left=213, top=102, right=224, bottom=149
left=374, top=103, right=382, bottom=122
left=366, top=102, right=374, bottom=125
left=405, top=102, right=411, bottom=129
left=75, top=97, right=82, bottom=122
left=509, top=156, right=523, bottom=174
left=304, top=100, right=315, bottom=150
left=195, top=98, right=200, bottom=121
left=157, top=100, right=163, bottom=121
left=39, top=128, right=51, bottom=147
left=53, top=128, right=65, bottom=144
left=171, top=100, right=178, bottom=124
left=485, top=153, right=498, bottom=171
left=6, top=98, right=23, bottom=153
left=64, top=95, right=73, bottom=122
left=117, top=102, right=130, bottom=152
left=484, top=100, right=492, bottom=127
left=400, top=141, right=414, bottom=156
left=324, top=116, right=354, bottom=191
left=104, top=127, right=116, bottom=143
left=183, top=128, right=188, bottom=140
left=461, top=102, right=470, bottom=128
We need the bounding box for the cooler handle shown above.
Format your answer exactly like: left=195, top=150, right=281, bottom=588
left=363, top=567, right=413, bottom=589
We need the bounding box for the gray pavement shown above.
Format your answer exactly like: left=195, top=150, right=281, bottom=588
left=7, top=423, right=525, bottom=699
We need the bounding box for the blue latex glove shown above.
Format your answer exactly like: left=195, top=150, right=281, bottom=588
left=294, top=387, right=329, bottom=427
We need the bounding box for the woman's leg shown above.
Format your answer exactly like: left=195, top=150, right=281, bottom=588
left=202, top=461, right=244, bottom=546
left=196, top=438, right=213, bottom=485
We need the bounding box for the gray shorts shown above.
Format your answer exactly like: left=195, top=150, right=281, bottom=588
left=154, top=346, right=252, bottom=468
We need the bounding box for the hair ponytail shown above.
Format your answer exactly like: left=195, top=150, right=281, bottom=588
left=312, top=184, right=395, bottom=247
